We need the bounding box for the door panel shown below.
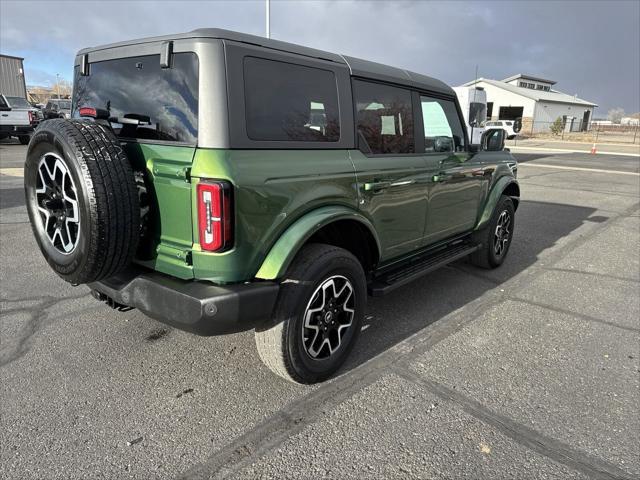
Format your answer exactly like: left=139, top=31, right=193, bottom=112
left=418, top=94, right=485, bottom=245
left=423, top=152, right=486, bottom=244
left=351, top=151, right=429, bottom=260
left=351, top=79, right=429, bottom=261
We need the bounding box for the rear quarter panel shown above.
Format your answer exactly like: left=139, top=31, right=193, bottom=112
left=190, top=148, right=358, bottom=283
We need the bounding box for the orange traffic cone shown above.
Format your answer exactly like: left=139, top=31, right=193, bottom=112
left=590, top=143, right=597, bottom=154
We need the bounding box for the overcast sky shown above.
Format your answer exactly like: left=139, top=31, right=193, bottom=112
left=1, top=0, right=638, bottom=115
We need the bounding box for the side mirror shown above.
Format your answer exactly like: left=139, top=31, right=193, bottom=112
left=481, top=128, right=506, bottom=152
left=434, top=136, right=454, bottom=152
left=513, top=118, right=522, bottom=133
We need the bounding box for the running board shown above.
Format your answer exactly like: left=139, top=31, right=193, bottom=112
left=369, top=242, right=480, bottom=297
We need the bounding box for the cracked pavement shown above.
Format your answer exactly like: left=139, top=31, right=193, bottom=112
left=1, top=140, right=639, bottom=479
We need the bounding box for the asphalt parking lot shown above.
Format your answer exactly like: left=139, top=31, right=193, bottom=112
left=1, top=140, right=639, bottom=479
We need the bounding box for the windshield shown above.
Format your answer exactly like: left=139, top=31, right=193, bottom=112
left=6, top=96, right=32, bottom=109
left=73, top=53, right=199, bottom=144
left=468, top=102, right=486, bottom=127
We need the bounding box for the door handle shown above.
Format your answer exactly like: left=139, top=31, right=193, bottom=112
left=432, top=174, right=451, bottom=182
left=363, top=180, right=391, bottom=193
left=389, top=179, right=415, bottom=187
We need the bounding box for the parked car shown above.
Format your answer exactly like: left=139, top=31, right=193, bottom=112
left=24, top=29, right=519, bottom=383
left=0, top=94, right=39, bottom=144
left=43, top=98, right=72, bottom=119
left=484, top=120, right=518, bottom=139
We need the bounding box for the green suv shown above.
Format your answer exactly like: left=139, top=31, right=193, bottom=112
left=24, top=29, right=519, bottom=383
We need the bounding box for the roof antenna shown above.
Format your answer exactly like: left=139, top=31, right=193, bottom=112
left=266, top=0, right=270, bottom=39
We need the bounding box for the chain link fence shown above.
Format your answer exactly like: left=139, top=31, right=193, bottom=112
left=517, top=119, right=639, bottom=144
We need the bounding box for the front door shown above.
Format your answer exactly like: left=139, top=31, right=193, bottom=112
left=351, top=79, right=429, bottom=261
left=418, top=94, right=485, bottom=245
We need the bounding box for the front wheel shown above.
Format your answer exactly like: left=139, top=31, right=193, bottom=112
left=470, top=195, right=515, bottom=269
left=255, top=244, right=366, bottom=384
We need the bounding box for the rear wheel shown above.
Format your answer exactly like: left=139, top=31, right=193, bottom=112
left=255, top=244, right=366, bottom=384
left=470, top=195, right=515, bottom=269
left=24, top=119, right=140, bottom=284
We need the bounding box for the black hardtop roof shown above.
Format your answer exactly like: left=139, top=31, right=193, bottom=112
left=77, top=28, right=453, bottom=96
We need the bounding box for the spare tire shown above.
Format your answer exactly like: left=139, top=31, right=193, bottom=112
left=24, top=119, right=140, bottom=284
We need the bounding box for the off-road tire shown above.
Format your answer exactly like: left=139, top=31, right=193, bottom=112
left=24, top=119, right=139, bottom=284
left=255, top=244, right=366, bottom=384
left=470, top=195, right=515, bottom=269
left=18, top=135, right=30, bottom=145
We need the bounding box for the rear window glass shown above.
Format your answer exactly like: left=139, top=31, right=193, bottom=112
left=243, top=56, right=340, bottom=142
left=73, top=53, right=198, bottom=144
left=6, top=96, right=32, bottom=109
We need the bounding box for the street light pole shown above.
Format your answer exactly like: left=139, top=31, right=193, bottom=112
left=56, top=73, right=60, bottom=99
left=266, top=0, right=270, bottom=39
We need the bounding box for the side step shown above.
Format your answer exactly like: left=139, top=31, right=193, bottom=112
left=368, top=242, right=480, bottom=297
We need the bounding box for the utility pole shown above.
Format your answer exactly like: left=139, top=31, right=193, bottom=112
left=266, top=0, right=270, bottom=39
left=56, top=73, right=60, bottom=99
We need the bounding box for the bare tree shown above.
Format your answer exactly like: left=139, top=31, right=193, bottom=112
left=607, top=108, right=625, bottom=124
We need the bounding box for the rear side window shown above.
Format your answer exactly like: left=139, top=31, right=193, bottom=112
left=353, top=80, right=414, bottom=154
left=73, top=53, right=199, bottom=144
left=243, top=57, right=340, bottom=142
left=420, top=95, right=465, bottom=152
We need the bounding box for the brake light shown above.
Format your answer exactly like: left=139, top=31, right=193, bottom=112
left=197, top=180, right=233, bottom=252
left=28, top=111, right=36, bottom=124
left=79, top=106, right=97, bottom=117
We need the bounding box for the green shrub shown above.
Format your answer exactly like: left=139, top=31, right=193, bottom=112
left=550, top=117, right=564, bottom=135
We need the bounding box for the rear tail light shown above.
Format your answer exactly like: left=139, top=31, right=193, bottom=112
left=28, top=111, right=36, bottom=124
left=79, top=106, right=97, bottom=117
left=197, top=180, right=233, bottom=252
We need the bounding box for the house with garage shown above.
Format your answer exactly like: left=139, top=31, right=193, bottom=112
left=461, top=74, right=597, bottom=134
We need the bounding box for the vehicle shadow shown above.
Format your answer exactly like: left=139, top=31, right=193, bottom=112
left=340, top=199, right=599, bottom=374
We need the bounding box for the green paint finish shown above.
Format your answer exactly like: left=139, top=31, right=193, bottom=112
left=190, top=148, right=358, bottom=283
left=475, top=170, right=519, bottom=230
left=123, top=142, right=195, bottom=279
left=255, top=206, right=379, bottom=280
left=123, top=143, right=517, bottom=284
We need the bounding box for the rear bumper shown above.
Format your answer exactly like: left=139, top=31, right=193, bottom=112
left=0, top=125, right=35, bottom=134
left=88, top=268, right=279, bottom=336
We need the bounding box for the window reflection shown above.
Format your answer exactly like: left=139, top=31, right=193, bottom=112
left=73, top=53, right=199, bottom=144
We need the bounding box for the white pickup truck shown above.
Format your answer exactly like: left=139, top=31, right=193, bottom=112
left=0, top=94, right=39, bottom=144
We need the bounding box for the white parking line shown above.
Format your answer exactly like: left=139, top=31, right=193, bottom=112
left=519, top=163, right=640, bottom=176
left=0, top=168, right=24, bottom=177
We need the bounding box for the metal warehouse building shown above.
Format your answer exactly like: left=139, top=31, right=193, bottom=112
left=0, top=54, right=28, bottom=98
left=462, top=74, right=598, bottom=134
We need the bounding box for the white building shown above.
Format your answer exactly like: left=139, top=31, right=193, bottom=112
left=461, top=74, right=598, bottom=134
left=621, top=116, right=639, bottom=126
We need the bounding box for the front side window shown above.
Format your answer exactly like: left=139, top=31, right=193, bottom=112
left=73, top=53, right=199, bottom=144
left=420, top=95, right=465, bottom=153
left=353, top=80, right=414, bottom=154
left=0, top=96, right=8, bottom=109
left=243, top=57, right=340, bottom=142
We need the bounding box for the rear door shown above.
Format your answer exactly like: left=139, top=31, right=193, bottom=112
left=419, top=94, right=487, bottom=244
left=351, top=79, right=430, bottom=261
